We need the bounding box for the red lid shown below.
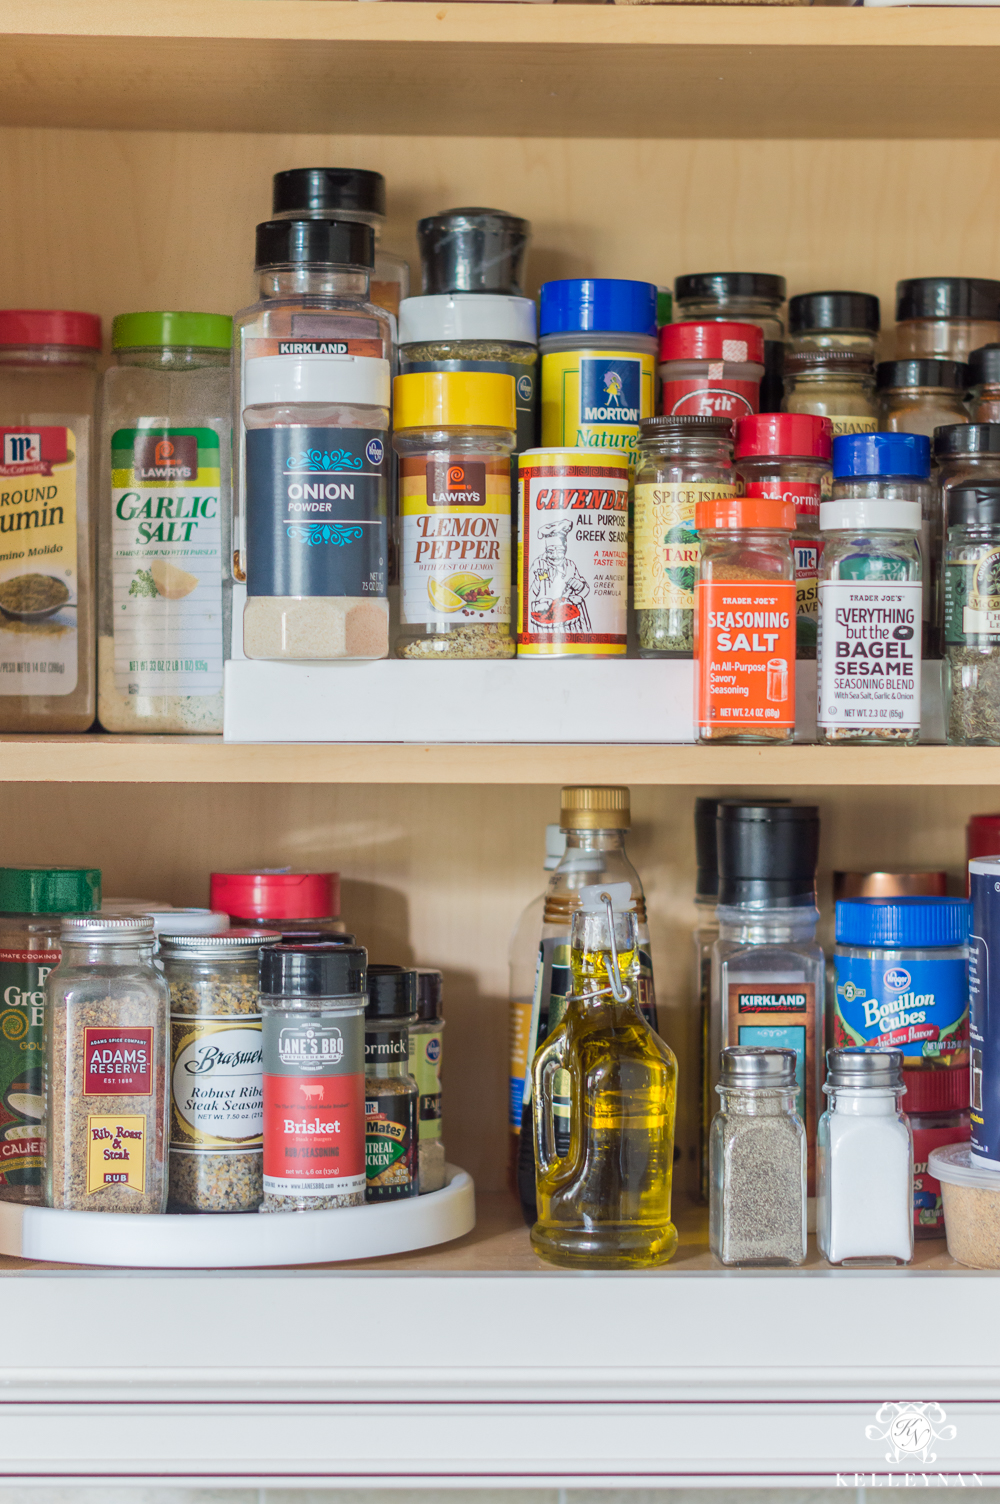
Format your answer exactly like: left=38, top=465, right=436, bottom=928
left=734, top=413, right=833, bottom=461
left=903, top=1066, right=969, bottom=1114
left=968, top=814, right=1000, bottom=862
left=210, top=870, right=340, bottom=920
left=695, top=494, right=795, bottom=531
left=659, top=320, right=765, bottom=365
left=0, top=310, right=102, bottom=350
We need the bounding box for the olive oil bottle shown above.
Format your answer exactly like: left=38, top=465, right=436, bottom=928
left=530, top=884, right=678, bottom=1270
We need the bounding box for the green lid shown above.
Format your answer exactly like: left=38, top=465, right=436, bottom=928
left=112, top=311, right=233, bottom=351
left=0, top=866, right=101, bottom=915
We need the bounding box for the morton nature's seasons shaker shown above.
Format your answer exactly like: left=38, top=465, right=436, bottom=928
left=364, top=965, right=419, bottom=1201
left=969, top=857, right=1000, bottom=1169
left=517, top=449, right=629, bottom=657
left=0, top=865, right=101, bottom=1203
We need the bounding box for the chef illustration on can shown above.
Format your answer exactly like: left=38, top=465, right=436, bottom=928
left=530, top=518, right=592, bottom=634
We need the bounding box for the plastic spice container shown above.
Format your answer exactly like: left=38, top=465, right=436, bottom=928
left=0, top=865, right=101, bottom=1204
left=659, top=322, right=765, bottom=422
left=271, top=167, right=410, bottom=320
left=539, top=279, right=657, bottom=478
left=876, top=359, right=971, bottom=439
left=694, top=491, right=796, bottom=743
left=817, top=1048, right=913, bottom=1266
left=0, top=310, right=102, bottom=731
left=410, top=967, right=445, bottom=1193
left=236, top=218, right=392, bottom=661
left=894, top=278, right=1000, bottom=364
left=709, top=1046, right=807, bottom=1267
left=209, top=870, right=343, bottom=938
left=98, top=310, right=232, bottom=735
left=673, top=273, right=786, bottom=414
left=734, top=413, right=833, bottom=661
left=44, top=915, right=169, bottom=1213
left=968, top=345, right=1000, bottom=422
left=417, top=207, right=530, bottom=297
left=633, top=416, right=736, bottom=659
left=259, top=943, right=367, bottom=1212
left=787, top=291, right=881, bottom=358
left=394, top=370, right=516, bottom=658
left=364, top=965, right=419, bottom=1202
left=782, top=351, right=877, bottom=439
left=943, top=482, right=1000, bottom=745
left=912, top=1108, right=970, bottom=1237
left=930, top=1143, right=1000, bottom=1267
left=163, top=929, right=280, bottom=1214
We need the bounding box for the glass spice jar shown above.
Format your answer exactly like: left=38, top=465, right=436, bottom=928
left=632, top=415, right=736, bottom=659
left=877, top=359, right=971, bottom=439
left=782, top=351, right=877, bottom=439
left=943, top=482, right=1000, bottom=746
left=658, top=321, right=764, bottom=421
left=787, top=291, right=881, bottom=358
left=410, top=968, right=446, bottom=1194
left=673, top=273, right=786, bottom=414
left=935, top=423, right=1000, bottom=497
left=894, top=278, right=1000, bottom=364
left=969, top=345, right=1000, bottom=422
left=364, top=965, right=419, bottom=1202
left=44, top=915, right=169, bottom=1214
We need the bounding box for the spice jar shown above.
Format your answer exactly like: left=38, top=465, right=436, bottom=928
left=0, top=865, right=101, bottom=1204
left=694, top=491, right=796, bottom=743
left=364, top=965, right=419, bottom=1202
left=877, top=359, right=971, bottom=439
left=44, top=915, right=169, bottom=1213
left=894, top=278, right=1000, bottom=364
left=734, top=413, right=833, bottom=660
left=930, top=1143, right=1000, bottom=1268
left=539, top=279, right=657, bottom=478
left=817, top=1047, right=913, bottom=1267
left=417, top=207, right=530, bottom=298
left=935, top=422, right=1000, bottom=498
left=260, top=943, right=367, bottom=1212
left=673, top=273, right=786, bottom=414
left=709, top=1046, right=807, bottom=1267
left=209, top=870, right=344, bottom=938
left=0, top=310, right=101, bottom=731
left=658, top=321, right=764, bottom=421
left=782, top=351, right=877, bottom=439
left=410, top=968, right=445, bottom=1194
left=163, top=929, right=280, bottom=1214
left=98, top=311, right=232, bottom=735
left=633, top=415, right=736, bottom=659
left=236, top=218, right=392, bottom=660
left=968, top=345, right=1000, bottom=422
left=393, top=370, right=516, bottom=659
left=787, top=291, right=881, bottom=358
left=943, top=482, right=1000, bottom=746
left=912, top=1108, right=970, bottom=1238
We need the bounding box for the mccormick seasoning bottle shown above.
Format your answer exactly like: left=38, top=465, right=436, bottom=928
left=364, top=965, right=419, bottom=1201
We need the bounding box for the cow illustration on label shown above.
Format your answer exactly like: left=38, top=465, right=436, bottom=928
left=530, top=517, right=591, bottom=633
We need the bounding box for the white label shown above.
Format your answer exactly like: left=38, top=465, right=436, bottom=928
left=520, top=470, right=628, bottom=646
left=817, top=580, right=922, bottom=730
left=964, top=606, right=1000, bottom=634
left=171, top=1020, right=263, bottom=1148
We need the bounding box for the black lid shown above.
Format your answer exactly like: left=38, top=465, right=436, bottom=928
left=896, top=277, right=1000, bottom=323
left=266, top=929, right=357, bottom=945
left=788, top=290, right=880, bottom=335
left=366, top=963, right=418, bottom=1020
left=717, top=803, right=820, bottom=908
left=417, top=207, right=531, bottom=296
left=947, top=483, right=1000, bottom=528
left=254, top=218, right=375, bottom=271
left=783, top=349, right=874, bottom=376
left=876, top=359, right=971, bottom=391
left=260, top=942, right=367, bottom=997
left=695, top=798, right=722, bottom=898
left=415, top=967, right=444, bottom=1021
left=674, top=272, right=786, bottom=305
left=934, top=423, right=1000, bottom=457
left=272, top=168, right=386, bottom=219
left=969, top=344, right=1000, bottom=386
left=640, top=415, right=734, bottom=441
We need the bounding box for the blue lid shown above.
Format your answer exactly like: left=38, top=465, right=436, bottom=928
left=832, top=431, right=931, bottom=480
left=539, top=279, right=658, bottom=339
left=836, top=896, right=971, bottom=948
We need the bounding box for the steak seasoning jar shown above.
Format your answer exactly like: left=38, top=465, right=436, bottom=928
left=44, top=915, right=169, bottom=1214
left=364, top=965, right=419, bottom=1202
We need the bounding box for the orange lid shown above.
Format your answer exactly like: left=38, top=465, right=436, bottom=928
left=695, top=494, right=795, bottom=531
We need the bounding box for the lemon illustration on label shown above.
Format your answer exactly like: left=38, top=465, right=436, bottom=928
left=428, top=579, right=464, bottom=613
left=447, top=572, right=499, bottom=611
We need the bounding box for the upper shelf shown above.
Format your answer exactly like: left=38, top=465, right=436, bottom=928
left=6, top=2, right=1000, bottom=139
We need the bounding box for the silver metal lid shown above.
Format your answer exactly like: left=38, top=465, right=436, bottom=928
left=826, top=1047, right=904, bottom=1089
left=719, top=1046, right=797, bottom=1087
left=159, top=928, right=281, bottom=959
left=61, top=914, right=155, bottom=941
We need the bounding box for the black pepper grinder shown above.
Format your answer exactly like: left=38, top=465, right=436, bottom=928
left=417, top=207, right=531, bottom=296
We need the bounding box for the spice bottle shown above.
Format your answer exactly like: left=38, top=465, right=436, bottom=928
left=911, top=1107, right=970, bottom=1238
left=694, top=491, right=796, bottom=743
left=417, top=208, right=530, bottom=298
left=0, top=310, right=101, bottom=731
left=271, top=167, right=410, bottom=320
left=936, top=422, right=1000, bottom=498
left=163, top=929, right=280, bottom=1214
left=817, top=1047, right=913, bottom=1266
left=734, top=413, right=833, bottom=660
left=260, top=943, right=367, bottom=1212
left=364, top=964, right=419, bottom=1201
left=782, top=351, right=877, bottom=439
left=394, top=371, right=516, bottom=659
left=711, top=802, right=823, bottom=1193
left=968, top=345, right=1000, bottom=422
left=658, top=322, right=764, bottom=422
left=531, top=884, right=678, bottom=1270
left=539, top=279, right=657, bottom=477
left=877, top=359, right=971, bottom=439
left=893, top=278, right=1000, bottom=364
left=0, top=865, right=101, bottom=1204
left=98, top=311, right=232, bottom=735
left=633, top=415, right=736, bottom=659
left=673, top=273, right=786, bottom=414
left=709, top=1046, right=807, bottom=1267
left=818, top=437, right=925, bottom=743
left=410, top=968, right=445, bottom=1194
left=787, top=291, right=881, bottom=358
left=235, top=218, right=392, bottom=660
left=209, top=870, right=344, bottom=938
left=693, top=797, right=722, bottom=1206
left=944, top=482, right=1000, bottom=745
left=44, top=915, right=169, bottom=1213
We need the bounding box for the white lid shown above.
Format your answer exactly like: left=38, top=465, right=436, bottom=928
left=819, top=498, right=922, bottom=533
left=102, top=897, right=173, bottom=913
left=152, top=909, right=230, bottom=936
left=544, top=824, right=567, bottom=871
left=969, top=856, right=1000, bottom=875
left=398, top=294, right=537, bottom=346
left=929, top=1142, right=1000, bottom=1189
left=244, top=353, right=391, bottom=408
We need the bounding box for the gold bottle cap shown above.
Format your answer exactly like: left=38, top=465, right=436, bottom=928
left=560, top=786, right=631, bottom=831
left=833, top=870, right=948, bottom=900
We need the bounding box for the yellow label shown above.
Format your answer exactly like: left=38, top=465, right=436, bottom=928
left=634, top=480, right=735, bottom=611
left=540, top=348, right=655, bottom=476
left=829, top=415, right=877, bottom=437
left=86, top=1113, right=147, bottom=1194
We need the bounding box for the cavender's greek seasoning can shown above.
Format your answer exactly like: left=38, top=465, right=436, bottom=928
left=970, top=858, right=1000, bottom=1168
left=365, top=965, right=419, bottom=1202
